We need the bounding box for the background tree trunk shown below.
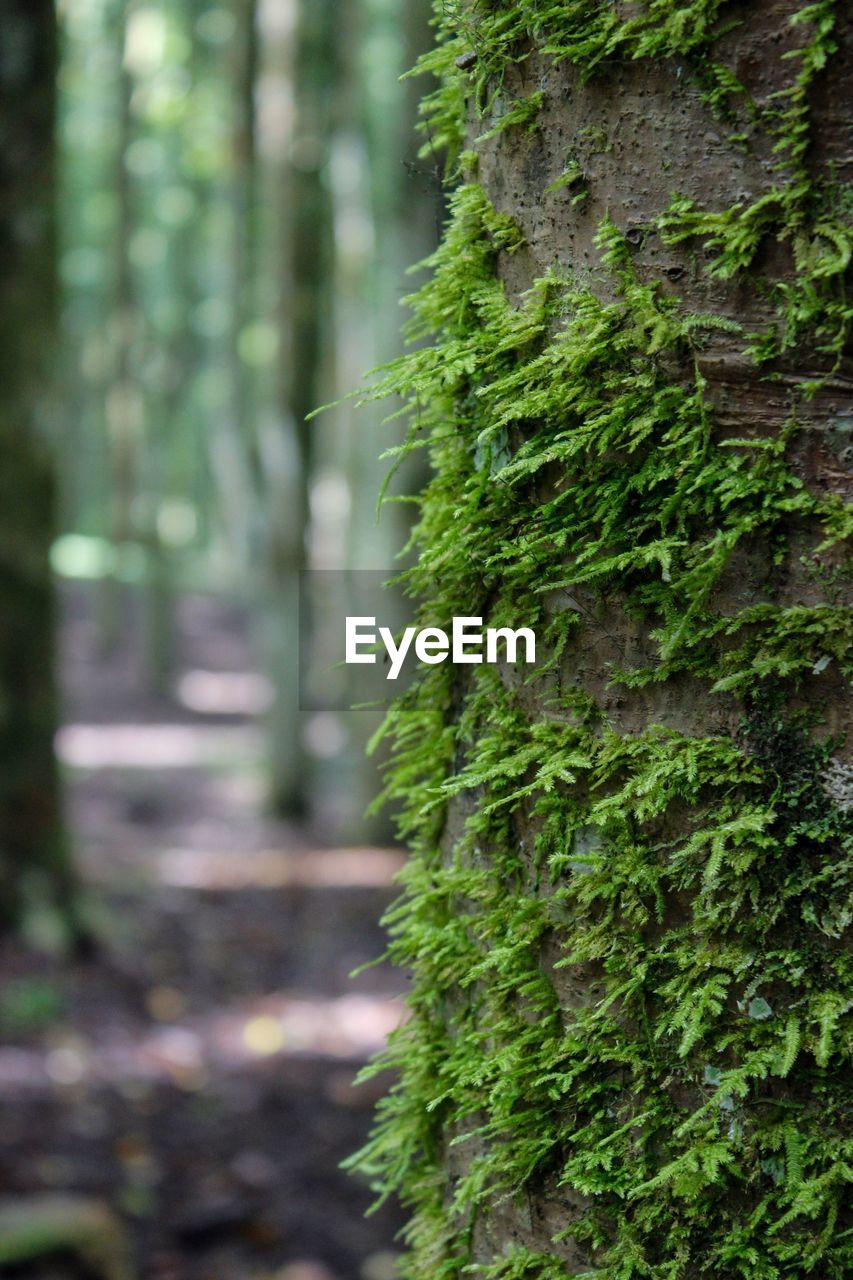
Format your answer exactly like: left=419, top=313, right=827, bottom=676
left=333, top=0, right=436, bottom=842
left=0, top=0, right=82, bottom=940
left=95, top=0, right=138, bottom=656
left=360, top=4, right=852, bottom=1277
left=260, top=0, right=341, bottom=818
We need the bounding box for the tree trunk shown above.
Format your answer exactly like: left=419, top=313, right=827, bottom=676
left=0, top=0, right=83, bottom=940
left=261, top=0, right=340, bottom=818
left=206, top=0, right=257, bottom=570
left=338, top=0, right=435, bottom=844
left=359, top=4, right=852, bottom=1278
left=97, top=0, right=138, bottom=655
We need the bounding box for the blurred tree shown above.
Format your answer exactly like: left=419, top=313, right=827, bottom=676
left=342, top=0, right=436, bottom=840
left=0, top=0, right=83, bottom=940
left=56, top=0, right=434, bottom=830
left=97, top=0, right=138, bottom=655
left=261, top=0, right=340, bottom=818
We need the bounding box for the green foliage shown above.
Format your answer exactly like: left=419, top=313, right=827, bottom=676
left=410, top=0, right=850, bottom=359
left=0, top=1195, right=131, bottom=1280
left=467, top=1248, right=580, bottom=1278
left=0, top=978, right=63, bottom=1034
left=409, top=0, right=743, bottom=165
left=477, top=90, right=545, bottom=143
left=353, top=4, right=853, bottom=1279
left=659, top=0, right=850, bottom=360
left=545, top=151, right=588, bottom=203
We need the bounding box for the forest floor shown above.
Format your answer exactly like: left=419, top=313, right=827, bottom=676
left=0, top=583, right=405, bottom=1280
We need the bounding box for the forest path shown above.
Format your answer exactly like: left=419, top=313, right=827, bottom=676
left=0, top=584, right=404, bottom=1280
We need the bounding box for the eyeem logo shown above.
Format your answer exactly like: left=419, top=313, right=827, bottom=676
left=345, top=616, right=536, bottom=680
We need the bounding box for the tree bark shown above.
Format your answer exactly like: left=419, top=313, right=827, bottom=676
left=361, top=4, right=852, bottom=1277
left=96, top=0, right=139, bottom=656
left=0, top=0, right=82, bottom=939
left=335, top=0, right=435, bottom=843
left=262, top=0, right=340, bottom=818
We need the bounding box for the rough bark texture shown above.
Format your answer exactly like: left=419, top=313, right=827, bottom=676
left=0, top=0, right=79, bottom=934
left=487, top=10, right=853, bottom=744
left=355, top=4, right=852, bottom=1279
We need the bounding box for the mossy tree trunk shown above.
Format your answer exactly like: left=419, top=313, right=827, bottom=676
left=0, top=0, right=82, bottom=940
left=359, top=3, right=852, bottom=1278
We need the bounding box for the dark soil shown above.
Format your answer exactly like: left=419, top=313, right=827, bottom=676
left=0, top=583, right=406, bottom=1280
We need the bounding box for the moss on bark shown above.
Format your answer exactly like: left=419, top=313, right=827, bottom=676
left=351, top=3, right=852, bottom=1277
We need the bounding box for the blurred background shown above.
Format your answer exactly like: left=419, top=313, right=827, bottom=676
left=0, top=0, right=437, bottom=1275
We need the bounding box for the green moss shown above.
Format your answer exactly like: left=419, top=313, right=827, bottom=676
left=477, top=89, right=545, bottom=143
left=358, top=671, right=850, bottom=1277
left=349, top=4, right=852, bottom=1279
left=467, top=1250, right=578, bottom=1279
left=409, top=1, right=745, bottom=166
left=545, top=154, right=588, bottom=203
left=411, top=0, right=850, bottom=359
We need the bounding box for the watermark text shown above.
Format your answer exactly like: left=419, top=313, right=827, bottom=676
left=345, top=616, right=536, bottom=680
